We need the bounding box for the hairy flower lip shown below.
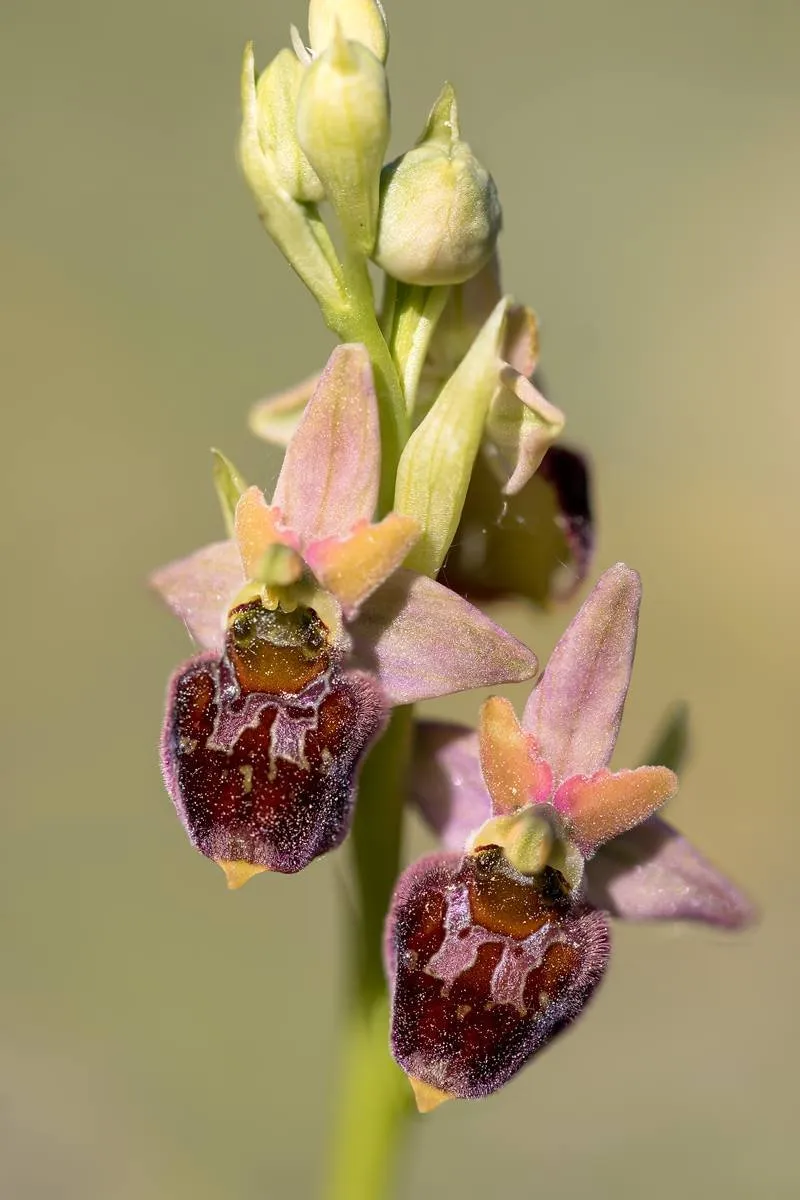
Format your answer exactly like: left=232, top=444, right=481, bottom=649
left=407, top=564, right=754, bottom=931
left=385, top=851, right=610, bottom=1101
left=154, top=342, right=540, bottom=882
left=387, top=563, right=752, bottom=1107
left=161, top=652, right=388, bottom=876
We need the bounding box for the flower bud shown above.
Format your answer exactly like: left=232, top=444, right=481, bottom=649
left=256, top=49, right=324, bottom=203
left=238, top=43, right=347, bottom=318
left=296, top=28, right=390, bottom=255
left=373, top=84, right=502, bottom=286
left=308, top=0, right=389, bottom=62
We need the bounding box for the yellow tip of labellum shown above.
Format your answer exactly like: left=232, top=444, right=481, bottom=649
left=216, top=859, right=269, bottom=890
left=408, top=1077, right=452, bottom=1114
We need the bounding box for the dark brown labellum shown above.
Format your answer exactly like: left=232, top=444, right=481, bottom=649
left=386, top=849, right=610, bottom=1098
left=161, top=618, right=386, bottom=873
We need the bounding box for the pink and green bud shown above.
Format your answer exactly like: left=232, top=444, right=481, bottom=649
left=373, top=84, right=502, bottom=286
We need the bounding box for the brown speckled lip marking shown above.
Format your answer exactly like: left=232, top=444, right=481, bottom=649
left=161, top=651, right=386, bottom=874
left=387, top=849, right=610, bottom=1098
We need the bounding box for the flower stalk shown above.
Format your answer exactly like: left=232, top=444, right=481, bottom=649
left=325, top=707, right=414, bottom=1200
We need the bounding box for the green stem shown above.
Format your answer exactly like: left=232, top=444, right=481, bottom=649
left=323, top=707, right=415, bottom=1200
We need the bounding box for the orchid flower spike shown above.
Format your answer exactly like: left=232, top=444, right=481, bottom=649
left=387, top=564, right=753, bottom=1109
left=152, top=344, right=538, bottom=885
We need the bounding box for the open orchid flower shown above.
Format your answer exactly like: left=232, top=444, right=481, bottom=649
left=430, top=263, right=594, bottom=606
left=441, top=443, right=594, bottom=607
left=387, top=564, right=753, bottom=1111
left=153, top=344, right=538, bottom=886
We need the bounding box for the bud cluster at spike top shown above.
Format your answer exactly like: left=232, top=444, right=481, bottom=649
left=151, top=0, right=755, bottom=1119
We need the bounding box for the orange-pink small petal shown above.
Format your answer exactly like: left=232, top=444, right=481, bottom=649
left=554, top=766, right=678, bottom=857
left=304, top=514, right=419, bottom=616
left=234, top=487, right=296, bottom=579
left=479, top=697, right=553, bottom=816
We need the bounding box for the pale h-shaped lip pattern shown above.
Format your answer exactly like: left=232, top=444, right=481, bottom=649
left=408, top=565, right=754, bottom=929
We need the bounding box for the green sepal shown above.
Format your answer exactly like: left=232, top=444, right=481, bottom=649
left=211, top=448, right=247, bottom=537
left=641, top=703, right=690, bottom=774
left=394, top=297, right=508, bottom=576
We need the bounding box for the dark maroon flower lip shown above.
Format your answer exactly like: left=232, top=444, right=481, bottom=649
left=386, top=851, right=610, bottom=1104
left=161, top=651, right=387, bottom=879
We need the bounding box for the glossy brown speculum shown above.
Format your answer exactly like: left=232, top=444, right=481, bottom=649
left=225, top=598, right=332, bottom=695
left=387, top=849, right=610, bottom=1098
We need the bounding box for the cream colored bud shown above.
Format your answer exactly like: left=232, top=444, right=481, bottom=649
left=374, top=83, right=502, bottom=286
left=256, top=49, right=324, bottom=203
left=308, top=0, right=389, bottom=62
left=296, top=29, right=389, bottom=255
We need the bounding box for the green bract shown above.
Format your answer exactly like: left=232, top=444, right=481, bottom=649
left=211, top=449, right=247, bottom=537
left=394, top=297, right=508, bottom=575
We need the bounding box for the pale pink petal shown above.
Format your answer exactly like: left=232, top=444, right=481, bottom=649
left=554, top=766, right=678, bottom=857
left=523, top=563, right=641, bottom=784
left=248, top=371, right=320, bottom=447
left=304, top=514, right=419, bottom=617
left=485, top=368, right=565, bottom=497
left=233, top=487, right=297, bottom=578
left=585, top=816, right=755, bottom=929
left=478, top=696, right=554, bottom=815
left=503, top=304, right=539, bottom=377
left=272, top=344, right=380, bottom=543
left=409, top=722, right=491, bottom=851
left=150, top=541, right=244, bottom=652
left=349, top=570, right=539, bottom=704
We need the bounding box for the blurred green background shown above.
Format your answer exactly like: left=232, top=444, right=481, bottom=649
left=2, top=0, right=798, bottom=1196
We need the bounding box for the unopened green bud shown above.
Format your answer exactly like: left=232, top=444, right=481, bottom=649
left=256, top=49, right=324, bottom=203
left=239, top=42, right=347, bottom=319
left=373, top=83, right=501, bottom=286
left=308, top=0, right=389, bottom=62
left=296, top=28, right=389, bottom=255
